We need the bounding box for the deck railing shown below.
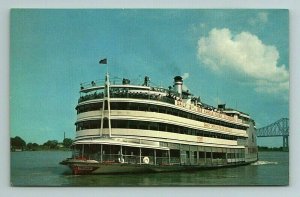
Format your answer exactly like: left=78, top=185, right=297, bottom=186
left=78, top=92, right=175, bottom=105
left=76, top=153, right=180, bottom=165
left=75, top=153, right=245, bottom=167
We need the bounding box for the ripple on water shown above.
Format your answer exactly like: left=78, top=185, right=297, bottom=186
left=251, top=160, right=278, bottom=166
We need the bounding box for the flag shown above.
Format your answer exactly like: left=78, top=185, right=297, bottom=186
left=99, top=58, right=107, bottom=64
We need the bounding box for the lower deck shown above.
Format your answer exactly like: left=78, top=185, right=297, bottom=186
left=63, top=143, right=257, bottom=170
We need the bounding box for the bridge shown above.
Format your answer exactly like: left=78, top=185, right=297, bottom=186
left=256, top=118, right=289, bottom=149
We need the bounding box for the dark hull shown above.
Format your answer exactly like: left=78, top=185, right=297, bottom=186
left=60, top=159, right=256, bottom=175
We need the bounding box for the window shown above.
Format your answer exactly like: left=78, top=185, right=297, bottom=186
left=139, top=122, right=148, bottom=130
left=128, top=121, right=138, bottom=129
left=149, top=122, right=158, bottom=131
left=158, top=123, right=166, bottom=131
left=194, top=151, right=197, bottom=159
left=159, top=106, right=166, bottom=113
left=103, top=119, right=108, bottom=128
left=199, top=151, right=205, bottom=158
left=186, top=151, right=190, bottom=158
left=172, top=109, right=178, bottom=116
left=206, top=152, right=212, bottom=158
left=166, top=108, right=173, bottom=115
left=149, top=105, right=158, bottom=112
left=138, top=104, right=148, bottom=111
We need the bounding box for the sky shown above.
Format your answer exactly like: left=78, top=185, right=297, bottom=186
left=10, top=9, right=289, bottom=147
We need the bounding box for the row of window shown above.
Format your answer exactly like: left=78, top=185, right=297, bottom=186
left=74, top=144, right=245, bottom=160
left=193, top=152, right=244, bottom=159
left=110, top=92, right=175, bottom=104
left=75, top=119, right=246, bottom=141
left=78, top=92, right=104, bottom=103
left=76, top=101, right=247, bottom=130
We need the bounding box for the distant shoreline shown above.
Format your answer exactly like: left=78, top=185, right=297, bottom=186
left=11, top=148, right=71, bottom=152
left=258, top=146, right=289, bottom=152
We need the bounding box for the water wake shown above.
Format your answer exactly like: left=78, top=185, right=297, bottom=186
left=251, top=161, right=278, bottom=166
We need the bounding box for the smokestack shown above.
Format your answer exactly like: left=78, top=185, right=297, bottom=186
left=174, top=76, right=183, bottom=98
left=143, top=76, right=150, bottom=86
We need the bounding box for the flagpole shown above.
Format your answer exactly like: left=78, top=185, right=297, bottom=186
left=100, top=97, right=104, bottom=137
left=100, top=62, right=105, bottom=137
left=99, top=58, right=111, bottom=138
left=106, top=70, right=112, bottom=138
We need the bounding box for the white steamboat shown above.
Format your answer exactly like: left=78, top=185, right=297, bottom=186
left=60, top=69, right=258, bottom=174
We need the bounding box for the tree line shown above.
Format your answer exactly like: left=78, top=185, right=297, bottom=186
left=10, top=136, right=73, bottom=151
left=257, top=146, right=288, bottom=152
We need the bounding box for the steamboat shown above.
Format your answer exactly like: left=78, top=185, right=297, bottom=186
left=60, top=64, right=258, bottom=175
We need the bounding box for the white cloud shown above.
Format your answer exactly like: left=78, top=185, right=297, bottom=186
left=182, top=72, right=189, bottom=80
left=249, top=12, right=268, bottom=25
left=181, top=72, right=190, bottom=91
left=197, top=28, right=289, bottom=94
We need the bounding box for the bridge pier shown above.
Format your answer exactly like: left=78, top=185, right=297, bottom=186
left=283, top=135, right=289, bottom=151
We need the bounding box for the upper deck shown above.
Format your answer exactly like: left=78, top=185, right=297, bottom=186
left=78, top=76, right=252, bottom=126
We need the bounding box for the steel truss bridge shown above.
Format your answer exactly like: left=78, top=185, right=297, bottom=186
left=256, top=118, right=289, bottom=149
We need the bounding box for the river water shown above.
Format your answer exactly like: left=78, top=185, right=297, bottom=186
left=10, top=151, right=288, bottom=186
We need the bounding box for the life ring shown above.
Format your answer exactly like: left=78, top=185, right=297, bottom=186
left=118, top=157, right=125, bottom=163
left=143, top=156, right=150, bottom=164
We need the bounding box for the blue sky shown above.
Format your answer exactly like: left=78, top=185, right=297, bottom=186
left=10, top=9, right=289, bottom=146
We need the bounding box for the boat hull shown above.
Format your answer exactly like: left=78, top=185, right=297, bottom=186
left=60, top=159, right=256, bottom=175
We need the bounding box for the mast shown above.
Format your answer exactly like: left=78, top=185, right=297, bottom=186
left=100, top=92, right=105, bottom=136
left=99, top=58, right=111, bottom=137
left=106, top=72, right=112, bottom=137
